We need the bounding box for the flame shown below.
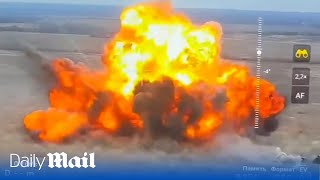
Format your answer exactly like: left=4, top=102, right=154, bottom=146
left=24, top=1, right=285, bottom=143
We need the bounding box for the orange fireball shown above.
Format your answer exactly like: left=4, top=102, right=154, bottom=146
left=24, top=1, right=285, bottom=143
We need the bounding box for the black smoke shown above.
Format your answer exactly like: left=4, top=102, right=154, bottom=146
left=133, top=78, right=206, bottom=141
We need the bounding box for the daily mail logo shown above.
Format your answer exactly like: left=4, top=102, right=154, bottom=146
left=10, top=152, right=96, bottom=170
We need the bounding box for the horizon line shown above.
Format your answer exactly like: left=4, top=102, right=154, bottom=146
left=0, top=1, right=319, bottom=13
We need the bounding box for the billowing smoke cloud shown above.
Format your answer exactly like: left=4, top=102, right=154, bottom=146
left=22, top=43, right=55, bottom=89
left=133, top=78, right=205, bottom=140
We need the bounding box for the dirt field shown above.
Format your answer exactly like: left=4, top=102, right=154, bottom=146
left=0, top=23, right=319, bottom=165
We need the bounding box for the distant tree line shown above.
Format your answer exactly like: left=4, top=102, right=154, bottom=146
left=0, top=22, right=112, bottom=36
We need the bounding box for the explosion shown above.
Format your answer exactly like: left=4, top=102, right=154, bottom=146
left=24, top=1, right=285, bottom=143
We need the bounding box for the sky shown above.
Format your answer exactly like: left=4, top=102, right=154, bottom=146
left=0, top=0, right=320, bottom=12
